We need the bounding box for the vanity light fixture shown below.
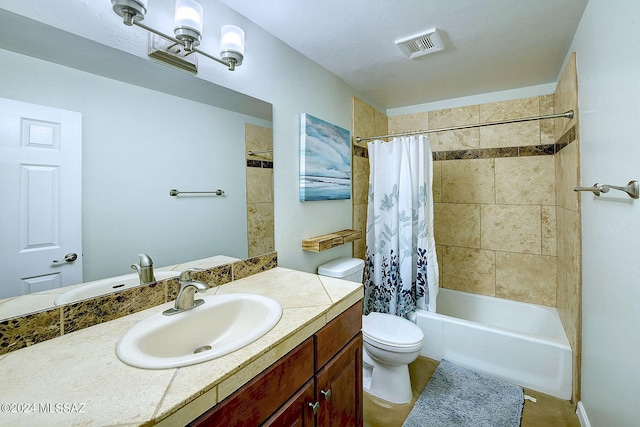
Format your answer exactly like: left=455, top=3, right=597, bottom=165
left=111, top=0, right=245, bottom=71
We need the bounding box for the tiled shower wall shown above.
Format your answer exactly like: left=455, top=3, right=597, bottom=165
left=352, top=53, right=581, bottom=400
left=397, top=96, right=559, bottom=306
left=352, top=99, right=388, bottom=260
left=245, top=124, right=274, bottom=257
left=353, top=95, right=559, bottom=305
left=554, top=53, right=582, bottom=402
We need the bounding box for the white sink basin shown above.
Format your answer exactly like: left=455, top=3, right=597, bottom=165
left=54, top=271, right=179, bottom=306
left=116, top=293, right=282, bottom=369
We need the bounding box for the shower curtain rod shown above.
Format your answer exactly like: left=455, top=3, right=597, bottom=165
left=355, top=110, right=574, bottom=142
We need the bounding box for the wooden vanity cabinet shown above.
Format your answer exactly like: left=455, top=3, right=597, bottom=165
left=315, top=333, right=362, bottom=427
left=188, top=301, right=362, bottom=427
left=313, top=301, right=363, bottom=427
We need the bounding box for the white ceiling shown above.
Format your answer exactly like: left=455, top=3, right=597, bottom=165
left=218, top=0, right=589, bottom=109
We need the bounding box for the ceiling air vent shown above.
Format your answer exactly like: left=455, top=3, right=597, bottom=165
left=395, top=28, right=445, bottom=59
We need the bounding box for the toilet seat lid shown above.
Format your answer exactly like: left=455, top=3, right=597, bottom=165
left=362, top=312, right=424, bottom=348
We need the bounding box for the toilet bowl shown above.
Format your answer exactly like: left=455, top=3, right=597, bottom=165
left=362, top=312, right=424, bottom=404
left=316, top=257, right=425, bottom=404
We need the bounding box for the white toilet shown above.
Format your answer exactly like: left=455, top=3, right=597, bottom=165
left=361, top=312, right=424, bottom=404
left=317, top=257, right=425, bottom=404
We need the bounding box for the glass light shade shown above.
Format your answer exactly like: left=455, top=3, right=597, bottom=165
left=220, top=25, right=245, bottom=56
left=174, top=0, right=204, bottom=35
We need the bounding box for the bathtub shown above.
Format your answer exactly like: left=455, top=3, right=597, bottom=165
left=415, top=288, right=572, bottom=399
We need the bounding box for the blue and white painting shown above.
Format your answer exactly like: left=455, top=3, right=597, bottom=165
left=300, top=113, right=351, bottom=201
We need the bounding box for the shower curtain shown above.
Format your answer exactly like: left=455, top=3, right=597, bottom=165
left=364, top=135, right=438, bottom=320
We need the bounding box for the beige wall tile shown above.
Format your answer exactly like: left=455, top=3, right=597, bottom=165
left=496, top=252, right=557, bottom=306
left=246, top=168, right=273, bottom=204
left=495, top=156, right=556, bottom=205
left=245, top=123, right=273, bottom=156
left=247, top=203, right=274, bottom=242
left=431, top=128, right=480, bottom=152
left=481, top=204, right=542, bottom=254
left=388, top=112, right=428, bottom=135
left=434, top=203, right=480, bottom=248
left=352, top=97, right=384, bottom=259
left=248, top=237, right=274, bottom=257
left=542, top=206, right=557, bottom=256
left=428, top=105, right=480, bottom=152
left=480, top=121, right=540, bottom=148
left=245, top=123, right=273, bottom=257
left=555, top=264, right=569, bottom=329
left=556, top=263, right=578, bottom=341
left=556, top=207, right=581, bottom=271
left=442, top=247, right=495, bottom=296
left=539, top=95, right=554, bottom=115
left=432, top=161, right=442, bottom=202
left=353, top=155, right=370, bottom=205
left=374, top=108, right=388, bottom=137
left=540, top=95, right=555, bottom=146
left=353, top=97, right=375, bottom=148
left=554, top=53, right=578, bottom=140
left=429, top=105, right=479, bottom=128
left=479, top=97, right=539, bottom=122
left=553, top=54, right=581, bottom=402
left=442, top=159, right=495, bottom=204
left=556, top=140, right=580, bottom=212
left=352, top=203, right=367, bottom=256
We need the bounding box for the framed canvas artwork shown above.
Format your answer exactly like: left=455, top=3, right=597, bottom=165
left=300, top=113, right=351, bottom=201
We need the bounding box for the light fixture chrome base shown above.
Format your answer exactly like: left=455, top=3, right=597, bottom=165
left=174, top=27, right=202, bottom=52
left=148, top=33, right=198, bottom=73
left=220, top=50, right=243, bottom=69
left=111, top=0, right=147, bottom=25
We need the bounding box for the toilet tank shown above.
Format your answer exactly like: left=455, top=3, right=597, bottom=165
left=317, top=257, right=365, bottom=283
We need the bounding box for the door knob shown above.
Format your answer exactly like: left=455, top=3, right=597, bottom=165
left=52, top=252, right=78, bottom=263
left=320, top=389, right=332, bottom=400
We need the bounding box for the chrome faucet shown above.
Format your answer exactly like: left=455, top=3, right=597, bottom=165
left=163, top=268, right=208, bottom=316
left=130, top=253, right=156, bottom=285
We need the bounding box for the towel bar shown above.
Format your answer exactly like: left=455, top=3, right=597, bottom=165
left=169, top=189, right=225, bottom=196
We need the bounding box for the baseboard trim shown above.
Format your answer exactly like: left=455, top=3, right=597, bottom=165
left=576, top=401, right=591, bottom=427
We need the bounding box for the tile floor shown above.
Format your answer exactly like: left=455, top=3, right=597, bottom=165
left=363, top=357, right=581, bottom=427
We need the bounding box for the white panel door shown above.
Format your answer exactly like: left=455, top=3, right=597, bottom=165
left=0, top=98, right=82, bottom=298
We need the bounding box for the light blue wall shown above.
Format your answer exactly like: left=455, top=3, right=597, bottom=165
left=0, top=0, right=372, bottom=275
left=0, top=48, right=269, bottom=281
left=566, top=0, right=640, bottom=425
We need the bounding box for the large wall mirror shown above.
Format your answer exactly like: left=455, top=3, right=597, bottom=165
left=0, top=10, right=274, bottom=322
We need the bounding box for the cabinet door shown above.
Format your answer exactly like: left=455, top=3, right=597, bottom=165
left=263, top=379, right=315, bottom=427
left=188, top=338, right=314, bottom=427
left=316, top=333, right=363, bottom=427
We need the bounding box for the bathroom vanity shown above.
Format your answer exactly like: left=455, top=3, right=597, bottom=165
left=0, top=267, right=363, bottom=426
left=190, top=301, right=362, bottom=426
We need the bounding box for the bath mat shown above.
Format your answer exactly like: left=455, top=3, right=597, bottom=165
left=402, top=359, right=524, bottom=427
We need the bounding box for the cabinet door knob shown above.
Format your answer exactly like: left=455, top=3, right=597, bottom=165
left=308, top=401, right=320, bottom=414
left=320, top=389, right=332, bottom=400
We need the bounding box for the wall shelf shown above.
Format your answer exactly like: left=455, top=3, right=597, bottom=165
left=302, top=229, right=362, bottom=252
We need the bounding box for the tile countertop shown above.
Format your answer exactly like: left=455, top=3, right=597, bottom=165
left=0, top=267, right=364, bottom=427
